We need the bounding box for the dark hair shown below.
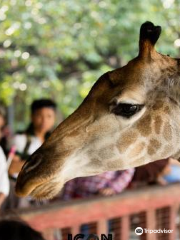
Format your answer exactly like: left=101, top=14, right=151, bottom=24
left=31, top=99, right=56, bottom=114
left=0, top=220, right=45, bottom=240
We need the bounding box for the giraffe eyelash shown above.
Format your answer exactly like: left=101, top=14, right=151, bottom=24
left=110, top=102, right=144, bottom=118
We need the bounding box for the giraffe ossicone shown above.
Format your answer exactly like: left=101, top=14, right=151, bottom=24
left=16, top=21, right=180, bottom=199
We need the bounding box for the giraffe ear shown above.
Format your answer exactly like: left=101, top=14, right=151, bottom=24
left=139, top=21, right=161, bottom=57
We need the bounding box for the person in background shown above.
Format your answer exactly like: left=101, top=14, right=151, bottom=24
left=5, top=99, right=57, bottom=209
left=0, top=107, right=5, bottom=139
left=0, top=219, right=45, bottom=240
left=61, top=169, right=135, bottom=200
left=131, top=157, right=180, bottom=187
left=157, top=157, right=180, bottom=185
left=0, top=107, right=9, bottom=209
left=0, top=147, right=9, bottom=209
left=130, top=159, right=169, bottom=187
left=0, top=106, right=12, bottom=156
left=9, top=99, right=57, bottom=177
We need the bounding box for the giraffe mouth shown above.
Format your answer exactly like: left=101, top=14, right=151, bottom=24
left=16, top=173, right=64, bottom=199
left=15, top=150, right=67, bottom=199
left=15, top=172, right=51, bottom=198
left=30, top=178, right=64, bottom=200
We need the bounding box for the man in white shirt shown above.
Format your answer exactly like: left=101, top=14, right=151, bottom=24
left=9, top=99, right=57, bottom=177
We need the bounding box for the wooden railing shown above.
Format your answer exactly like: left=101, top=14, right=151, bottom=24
left=2, top=184, right=180, bottom=240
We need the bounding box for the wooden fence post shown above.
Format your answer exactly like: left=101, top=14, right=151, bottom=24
left=120, top=215, right=129, bottom=240
left=97, top=219, right=107, bottom=236
left=169, top=204, right=178, bottom=240
left=145, top=210, right=157, bottom=240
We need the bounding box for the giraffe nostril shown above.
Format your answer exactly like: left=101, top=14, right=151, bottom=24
left=21, top=160, right=29, bottom=171
left=22, top=154, right=42, bottom=173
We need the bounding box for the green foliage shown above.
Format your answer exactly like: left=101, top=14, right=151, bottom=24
left=0, top=0, right=180, bottom=128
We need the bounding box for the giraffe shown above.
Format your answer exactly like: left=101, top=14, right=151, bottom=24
left=16, top=21, right=180, bottom=199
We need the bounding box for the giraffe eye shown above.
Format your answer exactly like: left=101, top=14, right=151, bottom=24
left=111, top=103, right=144, bottom=118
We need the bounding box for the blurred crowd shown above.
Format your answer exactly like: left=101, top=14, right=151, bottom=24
left=0, top=99, right=180, bottom=212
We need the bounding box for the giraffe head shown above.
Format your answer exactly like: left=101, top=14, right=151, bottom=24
left=16, top=22, right=180, bottom=199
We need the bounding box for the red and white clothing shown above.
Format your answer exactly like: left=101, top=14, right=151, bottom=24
left=62, top=169, right=134, bottom=200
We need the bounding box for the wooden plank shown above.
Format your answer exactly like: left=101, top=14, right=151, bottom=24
left=120, top=216, right=129, bottom=240
left=145, top=210, right=157, bottom=240
left=169, top=204, right=178, bottom=240
left=42, top=228, right=54, bottom=240
left=97, top=219, right=107, bottom=236
left=71, top=225, right=80, bottom=236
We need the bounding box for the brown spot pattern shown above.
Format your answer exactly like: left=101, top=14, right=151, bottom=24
left=98, top=145, right=116, bottom=160
left=137, top=115, right=152, bottom=137
left=148, top=138, right=161, bottom=156
left=163, top=122, right=172, bottom=141
left=152, top=101, right=163, bottom=111
left=117, top=131, right=138, bottom=153
left=164, top=106, right=171, bottom=114
left=154, top=115, right=162, bottom=134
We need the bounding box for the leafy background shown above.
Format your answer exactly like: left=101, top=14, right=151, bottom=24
left=0, top=0, right=180, bottom=130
